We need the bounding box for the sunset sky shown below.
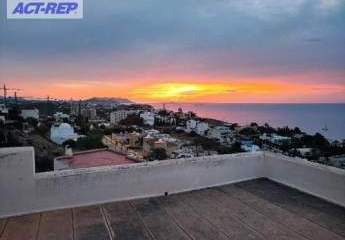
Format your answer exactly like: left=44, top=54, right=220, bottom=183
left=1, top=0, right=345, bottom=103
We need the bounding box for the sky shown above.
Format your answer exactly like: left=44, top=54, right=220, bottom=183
left=1, top=0, right=345, bottom=103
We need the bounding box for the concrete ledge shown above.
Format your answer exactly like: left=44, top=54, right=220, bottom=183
left=0, top=148, right=264, bottom=218
left=264, top=152, right=345, bottom=207
left=0, top=147, right=344, bottom=218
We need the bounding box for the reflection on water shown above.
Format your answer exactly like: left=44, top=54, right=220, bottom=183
left=152, top=103, right=345, bottom=140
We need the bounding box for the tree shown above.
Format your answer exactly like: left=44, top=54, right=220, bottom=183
left=75, top=134, right=104, bottom=150
left=239, top=127, right=257, bottom=136
left=293, top=127, right=302, bottom=134
left=193, top=136, right=217, bottom=151
left=37, top=122, right=49, bottom=135
left=149, top=148, right=168, bottom=161
left=62, top=139, right=77, bottom=148
left=26, top=117, right=38, bottom=128
left=229, top=142, right=244, bottom=153
left=119, top=114, right=143, bottom=126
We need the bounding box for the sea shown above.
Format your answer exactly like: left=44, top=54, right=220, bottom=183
left=151, top=103, right=345, bottom=141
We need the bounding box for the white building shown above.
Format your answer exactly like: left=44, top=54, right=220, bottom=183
left=50, top=123, right=80, bottom=145
left=185, top=120, right=209, bottom=136
left=81, top=108, right=97, bottom=120
left=0, top=104, right=8, bottom=114
left=260, top=133, right=291, bottom=145
left=53, top=112, right=70, bottom=121
left=271, top=134, right=291, bottom=145
left=195, top=122, right=209, bottom=136
left=296, top=148, right=313, bottom=157
left=186, top=119, right=197, bottom=132
left=329, top=155, right=345, bottom=169
left=207, top=125, right=233, bottom=144
left=110, top=110, right=136, bottom=125
left=0, top=104, right=8, bottom=123
left=241, top=143, right=260, bottom=152
left=21, top=109, right=39, bottom=120
left=156, top=114, right=176, bottom=125
left=140, top=111, right=155, bottom=126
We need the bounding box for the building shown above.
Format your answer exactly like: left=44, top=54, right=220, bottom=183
left=195, top=122, right=209, bottom=136
left=156, top=114, right=176, bottom=125
left=0, top=104, right=8, bottom=114
left=185, top=119, right=197, bottom=132
left=185, top=120, right=209, bottom=136
left=260, top=133, right=291, bottom=146
left=54, top=149, right=135, bottom=170
left=103, top=133, right=130, bottom=153
left=81, top=108, right=97, bottom=120
left=53, top=112, right=70, bottom=121
left=140, top=111, right=155, bottom=126
left=241, top=141, right=260, bottom=152
left=143, top=135, right=156, bottom=158
left=207, top=125, right=233, bottom=144
left=50, top=123, right=80, bottom=145
left=271, top=134, right=291, bottom=145
left=143, top=136, right=179, bottom=159
left=141, top=129, right=180, bottom=159
left=128, top=132, right=142, bottom=148
left=70, top=102, right=81, bottom=116
left=20, top=108, right=39, bottom=120
left=296, top=148, right=313, bottom=157
left=329, top=154, right=345, bottom=169
left=0, top=104, right=7, bottom=123
left=110, top=110, right=136, bottom=125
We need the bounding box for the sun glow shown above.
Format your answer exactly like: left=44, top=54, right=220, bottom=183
left=128, top=80, right=345, bottom=103
left=131, top=83, right=234, bottom=101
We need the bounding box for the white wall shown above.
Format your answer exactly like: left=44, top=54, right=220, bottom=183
left=264, top=152, right=345, bottom=207
left=0, top=147, right=264, bottom=218
left=0, top=147, right=344, bottom=218
left=21, top=109, right=39, bottom=120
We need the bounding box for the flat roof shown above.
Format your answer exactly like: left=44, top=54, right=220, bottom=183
left=56, top=150, right=135, bottom=169
left=1, top=178, right=344, bottom=240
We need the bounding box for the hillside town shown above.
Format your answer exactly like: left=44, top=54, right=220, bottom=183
left=1, top=97, right=345, bottom=172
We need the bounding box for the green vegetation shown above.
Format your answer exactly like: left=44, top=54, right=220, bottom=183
left=193, top=136, right=244, bottom=154
left=149, top=148, right=168, bottom=161
left=119, top=114, right=144, bottom=126
left=63, top=132, right=105, bottom=151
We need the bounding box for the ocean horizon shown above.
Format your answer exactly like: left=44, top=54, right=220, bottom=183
left=151, top=103, right=345, bottom=141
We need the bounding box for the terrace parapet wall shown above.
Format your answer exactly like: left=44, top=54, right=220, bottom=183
left=0, top=147, right=344, bottom=218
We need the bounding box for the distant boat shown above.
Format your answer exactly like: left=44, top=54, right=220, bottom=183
left=322, top=124, right=328, bottom=132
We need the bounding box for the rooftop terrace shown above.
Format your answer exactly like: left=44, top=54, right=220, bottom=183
left=1, top=178, right=344, bottom=240
left=54, top=149, right=135, bottom=170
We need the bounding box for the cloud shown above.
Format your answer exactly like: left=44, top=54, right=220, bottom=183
left=0, top=0, right=344, bottom=103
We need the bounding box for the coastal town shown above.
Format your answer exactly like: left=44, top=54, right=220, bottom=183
left=1, top=97, right=345, bottom=172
